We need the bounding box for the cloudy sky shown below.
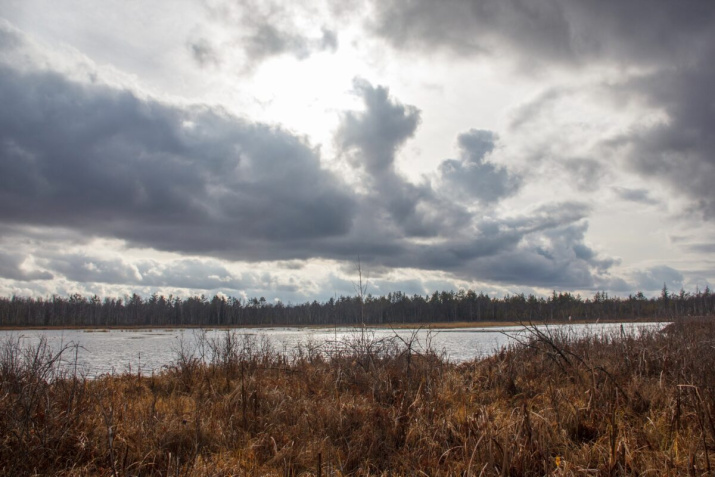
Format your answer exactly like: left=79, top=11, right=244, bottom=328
left=1, top=0, right=714, bottom=302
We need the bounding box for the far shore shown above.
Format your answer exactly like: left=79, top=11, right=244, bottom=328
left=0, top=317, right=666, bottom=331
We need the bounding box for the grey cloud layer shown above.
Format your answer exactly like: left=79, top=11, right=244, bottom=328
left=366, top=0, right=715, bottom=218
left=0, top=64, right=355, bottom=256
left=369, top=0, right=714, bottom=66
left=0, top=21, right=626, bottom=291
left=619, top=60, right=715, bottom=217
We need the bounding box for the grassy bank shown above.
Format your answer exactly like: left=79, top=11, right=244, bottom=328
left=1, top=320, right=713, bottom=475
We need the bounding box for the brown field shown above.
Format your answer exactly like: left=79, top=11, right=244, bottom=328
left=0, top=319, right=713, bottom=475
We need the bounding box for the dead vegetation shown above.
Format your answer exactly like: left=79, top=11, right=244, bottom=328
left=1, top=320, right=714, bottom=475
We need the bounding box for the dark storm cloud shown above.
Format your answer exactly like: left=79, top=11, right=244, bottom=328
left=468, top=220, right=619, bottom=289
left=438, top=129, right=520, bottom=203
left=367, top=0, right=715, bottom=66
left=369, top=0, right=572, bottom=62
left=344, top=199, right=613, bottom=289
left=561, top=1, right=715, bottom=65
left=406, top=201, right=594, bottom=272
left=337, top=78, right=421, bottom=175
left=414, top=204, right=618, bottom=289
left=0, top=64, right=356, bottom=257
left=615, top=59, right=715, bottom=217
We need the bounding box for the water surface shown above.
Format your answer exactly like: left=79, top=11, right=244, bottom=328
left=0, top=322, right=664, bottom=377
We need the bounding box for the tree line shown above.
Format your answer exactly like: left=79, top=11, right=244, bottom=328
left=0, top=285, right=713, bottom=328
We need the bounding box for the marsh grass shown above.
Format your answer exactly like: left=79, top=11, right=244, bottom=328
left=1, top=320, right=713, bottom=475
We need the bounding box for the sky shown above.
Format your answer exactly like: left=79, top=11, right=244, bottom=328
left=1, top=0, right=714, bottom=303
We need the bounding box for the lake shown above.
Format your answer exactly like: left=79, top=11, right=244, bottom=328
left=0, top=322, right=665, bottom=377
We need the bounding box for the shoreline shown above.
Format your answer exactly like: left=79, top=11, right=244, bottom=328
left=0, top=317, right=665, bottom=331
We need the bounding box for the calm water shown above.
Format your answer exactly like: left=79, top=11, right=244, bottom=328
left=0, top=322, right=665, bottom=377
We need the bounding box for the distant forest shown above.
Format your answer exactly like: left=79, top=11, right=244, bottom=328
left=1, top=285, right=714, bottom=328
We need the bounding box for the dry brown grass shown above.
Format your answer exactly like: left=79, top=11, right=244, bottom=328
left=1, top=320, right=714, bottom=475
